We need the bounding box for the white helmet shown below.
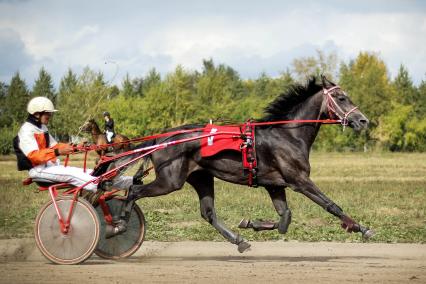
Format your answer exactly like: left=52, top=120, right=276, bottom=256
left=27, top=97, right=58, bottom=114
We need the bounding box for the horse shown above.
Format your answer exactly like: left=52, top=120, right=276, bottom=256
left=79, top=118, right=130, bottom=157
left=115, top=76, right=373, bottom=253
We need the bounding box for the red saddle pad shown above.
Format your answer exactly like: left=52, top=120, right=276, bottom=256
left=200, top=124, right=242, bottom=157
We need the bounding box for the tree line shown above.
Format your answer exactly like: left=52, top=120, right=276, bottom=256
left=1, top=51, right=425, bottom=154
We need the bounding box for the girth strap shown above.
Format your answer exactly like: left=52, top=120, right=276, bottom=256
left=240, top=120, right=258, bottom=187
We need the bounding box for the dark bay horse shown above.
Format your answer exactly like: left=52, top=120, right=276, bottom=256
left=79, top=119, right=130, bottom=157
left=115, top=76, right=373, bottom=252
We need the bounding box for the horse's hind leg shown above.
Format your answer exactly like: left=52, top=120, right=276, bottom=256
left=238, top=186, right=292, bottom=234
left=267, top=186, right=292, bottom=233
left=187, top=171, right=251, bottom=253
left=106, top=163, right=188, bottom=238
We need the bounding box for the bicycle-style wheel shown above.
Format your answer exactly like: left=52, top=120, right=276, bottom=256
left=34, top=196, right=100, bottom=265
left=95, top=197, right=146, bottom=259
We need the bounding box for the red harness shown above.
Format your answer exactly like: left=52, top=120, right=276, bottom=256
left=75, top=85, right=356, bottom=187
left=200, top=124, right=242, bottom=157
left=199, top=122, right=258, bottom=186
left=198, top=119, right=343, bottom=187
left=240, top=120, right=258, bottom=187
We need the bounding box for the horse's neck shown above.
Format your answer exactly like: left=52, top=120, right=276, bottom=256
left=294, top=92, right=325, bottom=146
left=272, top=91, right=325, bottom=151
left=91, top=124, right=103, bottom=138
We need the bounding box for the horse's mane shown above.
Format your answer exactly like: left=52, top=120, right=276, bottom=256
left=260, top=77, right=323, bottom=122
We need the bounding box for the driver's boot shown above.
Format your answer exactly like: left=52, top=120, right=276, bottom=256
left=105, top=219, right=127, bottom=239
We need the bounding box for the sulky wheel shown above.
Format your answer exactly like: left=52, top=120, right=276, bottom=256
left=34, top=196, right=100, bottom=265
left=94, top=197, right=146, bottom=259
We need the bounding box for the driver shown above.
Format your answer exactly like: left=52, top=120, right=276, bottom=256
left=13, top=96, right=133, bottom=192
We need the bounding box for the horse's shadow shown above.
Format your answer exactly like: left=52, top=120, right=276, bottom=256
left=115, top=254, right=384, bottom=264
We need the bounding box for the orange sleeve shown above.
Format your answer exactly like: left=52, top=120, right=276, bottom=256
left=27, top=148, right=57, bottom=166
left=27, top=143, right=70, bottom=166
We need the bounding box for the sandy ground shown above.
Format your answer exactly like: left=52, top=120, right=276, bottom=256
left=0, top=239, right=425, bottom=284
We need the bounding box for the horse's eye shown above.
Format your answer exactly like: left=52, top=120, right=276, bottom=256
left=338, top=96, right=346, bottom=102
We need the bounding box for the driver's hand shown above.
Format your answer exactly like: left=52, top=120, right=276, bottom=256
left=58, top=144, right=74, bottom=155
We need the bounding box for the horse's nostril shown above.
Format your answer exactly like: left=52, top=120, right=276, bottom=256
left=360, top=119, right=369, bottom=125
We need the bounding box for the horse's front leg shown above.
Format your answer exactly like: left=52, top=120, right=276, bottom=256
left=238, top=186, right=292, bottom=234
left=292, top=176, right=374, bottom=238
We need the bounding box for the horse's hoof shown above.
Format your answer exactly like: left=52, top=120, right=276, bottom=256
left=278, top=209, right=292, bottom=234
left=362, top=229, right=375, bottom=239
left=237, top=241, right=251, bottom=253
left=238, top=218, right=250, bottom=229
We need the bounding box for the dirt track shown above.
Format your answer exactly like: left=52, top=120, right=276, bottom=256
left=1, top=239, right=425, bottom=283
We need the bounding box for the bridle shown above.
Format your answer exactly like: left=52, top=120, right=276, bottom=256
left=323, top=86, right=358, bottom=129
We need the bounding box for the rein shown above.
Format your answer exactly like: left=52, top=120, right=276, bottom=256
left=74, top=118, right=341, bottom=152
left=73, top=85, right=355, bottom=152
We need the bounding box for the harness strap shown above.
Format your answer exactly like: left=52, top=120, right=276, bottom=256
left=240, top=120, right=258, bottom=187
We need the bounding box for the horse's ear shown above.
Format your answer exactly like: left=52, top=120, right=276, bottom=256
left=321, top=74, right=335, bottom=88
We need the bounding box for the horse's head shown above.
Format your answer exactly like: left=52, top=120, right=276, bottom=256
left=79, top=119, right=95, bottom=133
left=321, top=76, right=369, bottom=131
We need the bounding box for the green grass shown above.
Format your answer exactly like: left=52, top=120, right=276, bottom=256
left=0, top=152, right=425, bottom=243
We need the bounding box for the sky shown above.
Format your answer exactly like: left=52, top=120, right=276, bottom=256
left=0, top=0, right=425, bottom=88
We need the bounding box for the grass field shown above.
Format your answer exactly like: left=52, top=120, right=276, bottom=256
left=0, top=152, right=425, bottom=243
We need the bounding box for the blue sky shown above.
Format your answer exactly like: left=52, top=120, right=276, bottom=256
left=0, top=0, right=425, bottom=87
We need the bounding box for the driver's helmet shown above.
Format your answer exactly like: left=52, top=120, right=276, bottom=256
left=27, top=97, right=57, bottom=114
left=103, top=111, right=110, bottom=117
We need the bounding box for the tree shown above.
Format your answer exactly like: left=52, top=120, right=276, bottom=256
left=32, top=67, right=56, bottom=102
left=0, top=73, right=28, bottom=154
left=292, top=50, right=338, bottom=82
left=143, top=68, right=161, bottom=95
left=121, top=74, right=144, bottom=97
left=417, top=77, right=426, bottom=118
left=121, top=74, right=134, bottom=97
left=339, top=52, right=394, bottom=126
left=276, top=69, right=295, bottom=93
left=51, top=69, right=79, bottom=140
left=195, top=59, right=246, bottom=123
left=103, top=94, right=147, bottom=137
left=4, top=72, right=29, bottom=125
left=235, top=71, right=295, bottom=121
left=52, top=67, right=113, bottom=141
left=132, top=65, right=198, bottom=131
left=142, top=81, right=174, bottom=132
left=58, top=68, right=78, bottom=94
left=164, top=65, right=197, bottom=126
left=392, top=65, right=417, bottom=106
left=405, top=117, right=426, bottom=151
left=0, top=82, right=8, bottom=126
left=373, top=102, right=413, bottom=151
